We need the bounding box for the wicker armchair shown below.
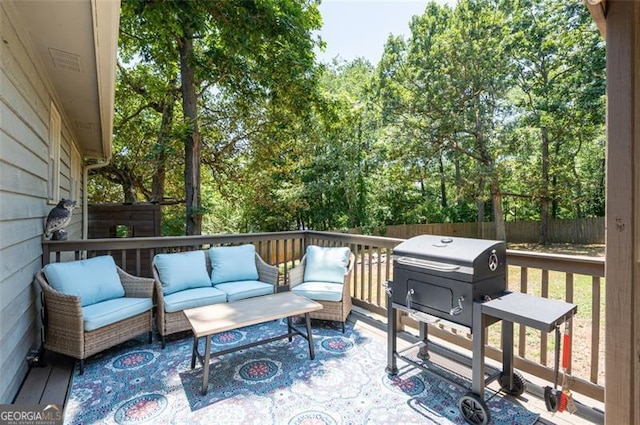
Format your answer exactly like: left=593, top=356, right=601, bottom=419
left=153, top=251, right=279, bottom=347
left=36, top=265, right=154, bottom=374
left=289, top=250, right=355, bottom=333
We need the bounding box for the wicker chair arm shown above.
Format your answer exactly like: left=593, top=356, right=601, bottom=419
left=35, top=271, right=84, bottom=334
left=255, top=253, right=279, bottom=286
left=287, top=256, right=307, bottom=288
left=151, top=263, right=166, bottom=314
left=342, top=253, right=355, bottom=294
left=344, top=253, right=355, bottom=282
left=118, top=267, right=155, bottom=298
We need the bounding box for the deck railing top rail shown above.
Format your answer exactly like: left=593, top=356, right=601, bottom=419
left=506, top=249, right=605, bottom=277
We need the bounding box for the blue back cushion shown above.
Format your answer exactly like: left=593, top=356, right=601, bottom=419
left=43, top=255, right=125, bottom=307
left=153, top=250, right=211, bottom=295
left=209, top=244, right=259, bottom=285
left=303, top=245, right=351, bottom=284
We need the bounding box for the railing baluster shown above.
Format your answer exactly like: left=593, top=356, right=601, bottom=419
left=518, top=266, right=528, bottom=358
left=541, top=269, right=549, bottom=366
left=376, top=246, right=382, bottom=306
left=136, top=248, right=141, bottom=276
left=566, top=273, right=574, bottom=374
left=591, top=276, right=601, bottom=384
left=266, top=240, right=271, bottom=265
left=367, top=245, right=372, bottom=303
left=353, top=244, right=360, bottom=299
left=283, top=239, right=288, bottom=287
left=359, top=245, right=365, bottom=301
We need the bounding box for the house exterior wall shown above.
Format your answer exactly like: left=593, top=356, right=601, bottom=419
left=0, top=4, right=83, bottom=403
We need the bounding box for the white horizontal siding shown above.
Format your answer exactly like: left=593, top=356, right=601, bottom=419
left=0, top=3, right=84, bottom=403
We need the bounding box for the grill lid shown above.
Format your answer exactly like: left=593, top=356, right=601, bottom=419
left=393, top=235, right=503, bottom=264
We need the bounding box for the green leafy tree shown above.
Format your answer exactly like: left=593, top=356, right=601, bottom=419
left=377, top=0, right=513, bottom=239
left=509, top=0, right=605, bottom=242
left=98, top=0, right=322, bottom=234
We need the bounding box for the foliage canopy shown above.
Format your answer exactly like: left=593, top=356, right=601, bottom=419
left=89, top=0, right=605, bottom=241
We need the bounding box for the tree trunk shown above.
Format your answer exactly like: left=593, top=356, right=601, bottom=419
left=476, top=178, right=485, bottom=238
left=539, top=126, right=549, bottom=244
left=454, top=156, right=462, bottom=198
left=122, top=172, right=137, bottom=204
left=490, top=177, right=506, bottom=241
left=551, top=138, right=561, bottom=219
left=150, top=97, right=174, bottom=204
left=439, top=153, right=447, bottom=208
left=179, top=32, right=202, bottom=235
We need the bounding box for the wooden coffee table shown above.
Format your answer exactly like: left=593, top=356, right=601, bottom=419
left=184, top=291, right=323, bottom=395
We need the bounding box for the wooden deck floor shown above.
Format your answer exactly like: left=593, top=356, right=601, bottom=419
left=354, top=309, right=605, bottom=425
left=13, top=349, right=74, bottom=406
left=13, top=309, right=605, bottom=425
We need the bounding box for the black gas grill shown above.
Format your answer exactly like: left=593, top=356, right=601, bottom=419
left=385, top=235, right=578, bottom=425
left=390, top=235, right=506, bottom=329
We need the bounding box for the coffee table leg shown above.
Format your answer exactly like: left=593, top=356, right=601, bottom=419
left=287, top=317, right=293, bottom=342
left=305, top=313, right=315, bottom=360
left=191, top=336, right=199, bottom=369
left=202, top=336, right=212, bottom=395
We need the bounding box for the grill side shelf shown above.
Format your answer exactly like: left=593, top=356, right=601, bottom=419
left=480, top=291, right=577, bottom=333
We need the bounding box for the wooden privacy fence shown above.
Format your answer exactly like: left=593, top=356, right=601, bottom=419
left=352, top=217, right=604, bottom=244
left=42, top=229, right=605, bottom=402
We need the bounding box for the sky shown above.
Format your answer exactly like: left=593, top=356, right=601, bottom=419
left=316, top=1, right=451, bottom=65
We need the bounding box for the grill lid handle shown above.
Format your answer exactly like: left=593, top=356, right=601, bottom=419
left=449, top=296, right=465, bottom=316
left=406, top=288, right=415, bottom=310
left=396, top=256, right=460, bottom=272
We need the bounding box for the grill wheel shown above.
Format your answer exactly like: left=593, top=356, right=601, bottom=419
left=458, top=392, right=490, bottom=425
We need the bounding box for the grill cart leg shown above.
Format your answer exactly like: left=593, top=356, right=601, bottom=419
left=498, top=320, right=526, bottom=396
left=471, top=301, right=486, bottom=397
left=385, top=285, right=399, bottom=375
left=544, top=325, right=562, bottom=412
left=461, top=302, right=491, bottom=425
left=417, top=321, right=430, bottom=360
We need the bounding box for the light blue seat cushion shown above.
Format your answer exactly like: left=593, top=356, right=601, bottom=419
left=292, top=281, right=344, bottom=302
left=43, top=255, right=125, bottom=307
left=209, top=244, right=259, bottom=285
left=154, top=251, right=211, bottom=295
left=163, top=287, right=228, bottom=313
left=303, top=246, right=351, bottom=284
left=216, top=280, right=274, bottom=302
left=82, top=297, right=152, bottom=332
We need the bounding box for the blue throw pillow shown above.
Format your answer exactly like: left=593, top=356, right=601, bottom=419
left=209, top=244, right=259, bottom=285
left=303, top=245, right=351, bottom=284
left=153, top=251, right=211, bottom=295
left=43, top=255, right=125, bottom=307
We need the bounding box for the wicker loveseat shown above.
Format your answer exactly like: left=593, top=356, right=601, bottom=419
left=289, top=245, right=354, bottom=333
left=152, top=245, right=279, bottom=347
left=36, top=255, right=154, bottom=374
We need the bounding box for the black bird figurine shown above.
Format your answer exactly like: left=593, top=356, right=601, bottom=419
left=44, top=199, right=76, bottom=240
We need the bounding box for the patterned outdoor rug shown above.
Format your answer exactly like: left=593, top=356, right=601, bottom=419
left=64, top=318, right=539, bottom=425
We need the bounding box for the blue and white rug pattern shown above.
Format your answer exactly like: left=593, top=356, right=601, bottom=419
left=64, top=319, right=539, bottom=424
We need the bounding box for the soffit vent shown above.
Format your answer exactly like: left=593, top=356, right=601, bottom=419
left=48, top=48, right=82, bottom=73
left=74, top=120, right=94, bottom=131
